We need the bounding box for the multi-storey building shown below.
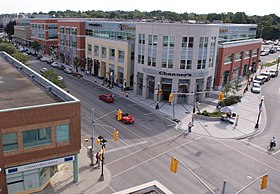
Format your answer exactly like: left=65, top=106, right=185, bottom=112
left=0, top=52, right=81, bottom=194
left=13, top=18, right=32, bottom=46
left=214, top=24, right=261, bottom=89
left=134, top=23, right=219, bottom=104
left=30, top=18, right=58, bottom=56
left=85, top=20, right=136, bottom=89
left=57, top=19, right=87, bottom=67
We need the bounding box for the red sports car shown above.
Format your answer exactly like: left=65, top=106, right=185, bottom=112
left=99, top=94, right=114, bottom=103
left=116, top=113, right=135, bottom=124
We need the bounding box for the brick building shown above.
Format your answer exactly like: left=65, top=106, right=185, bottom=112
left=57, top=19, right=88, bottom=68
left=30, top=18, right=58, bottom=56
left=0, top=52, right=81, bottom=194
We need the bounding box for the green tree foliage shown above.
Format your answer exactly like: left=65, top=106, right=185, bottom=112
left=41, top=70, right=66, bottom=88
left=0, top=42, right=30, bottom=64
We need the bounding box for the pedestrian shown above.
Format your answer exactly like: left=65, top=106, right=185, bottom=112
left=188, top=122, right=193, bottom=133
left=95, top=152, right=100, bottom=167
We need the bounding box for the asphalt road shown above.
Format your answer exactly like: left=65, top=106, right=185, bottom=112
left=27, top=57, right=280, bottom=193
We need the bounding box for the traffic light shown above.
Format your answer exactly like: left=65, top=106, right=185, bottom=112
left=261, top=175, right=268, bottom=189
left=117, top=109, right=123, bottom=120
left=218, top=92, right=224, bottom=101
left=169, top=93, right=173, bottom=104
left=170, top=157, right=178, bottom=173
left=113, top=129, right=119, bottom=141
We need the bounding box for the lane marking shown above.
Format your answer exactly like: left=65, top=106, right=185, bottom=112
left=215, top=139, right=280, bottom=173
left=112, top=137, right=202, bottom=178
left=106, top=140, right=148, bottom=154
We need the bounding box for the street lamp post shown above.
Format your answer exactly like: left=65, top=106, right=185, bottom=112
left=98, top=135, right=107, bottom=181
left=155, top=81, right=160, bottom=109
left=255, top=96, right=264, bottom=128
left=245, top=66, right=252, bottom=91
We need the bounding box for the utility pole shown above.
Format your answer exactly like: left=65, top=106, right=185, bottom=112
left=89, top=108, right=95, bottom=165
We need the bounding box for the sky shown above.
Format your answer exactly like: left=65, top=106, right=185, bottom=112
left=1, top=0, right=279, bottom=16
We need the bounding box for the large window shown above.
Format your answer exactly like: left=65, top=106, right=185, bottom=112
left=56, top=124, right=70, bottom=142
left=2, top=132, right=18, bottom=152
left=110, top=48, right=115, bottom=60
left=118, top=50, right=125, bottom=63
left=23, top=128, right=52, bottom=148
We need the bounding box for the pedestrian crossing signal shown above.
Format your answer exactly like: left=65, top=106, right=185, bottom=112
left=170, top=157, right=178, bottom=173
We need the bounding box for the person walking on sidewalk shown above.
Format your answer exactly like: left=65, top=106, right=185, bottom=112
left=95, top=152, right=100, bottom=167
left=188, top=122, right=193, bottom=133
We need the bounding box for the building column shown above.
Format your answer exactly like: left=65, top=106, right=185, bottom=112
left=73, top=154, right=78, bottom=183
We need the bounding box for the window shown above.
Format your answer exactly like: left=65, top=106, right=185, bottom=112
left=245, top=50, right=250, bottom=58
left=235, top=52, right=242, bottom=60
left=23, top=128, right=52, bottom=148
left=163, top=36, right=168, bottom=47
left=224, top=54, right=232, bottom=64
left=94, top=45, right=99, bottom=56
left=182, top=37, right=188, bottom=47
left=180, top=60, right=186, bottom=69
left=110, top=48, right=115, bottom=60
left=188, top=37, right=194, bottom=48
left=56, top=124, right=69, bottom=142
left=102, top=47, right=106, bottom=58
left=2, top=132, right=18, bottom=152
left=118, top=50, right=125, bottom=63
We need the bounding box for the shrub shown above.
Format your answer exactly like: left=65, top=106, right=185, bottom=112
left=221, top=95, right=241, bottom=107
left=198, top=110, right=223, bottom=117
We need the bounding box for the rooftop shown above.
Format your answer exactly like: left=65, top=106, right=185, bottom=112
left=0, top=56, right=59, bottom=110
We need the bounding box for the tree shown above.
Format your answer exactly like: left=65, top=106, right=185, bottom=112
left=222, top=83, right=232, bottom=97
left=231, top=80, right=242, bottom=94
left=4, top=21, right=16, bottom=36
left=31, top=41, right=41, bottom=54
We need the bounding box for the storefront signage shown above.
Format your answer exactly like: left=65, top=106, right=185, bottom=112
left=5, top=155, right=75, bottom=175
left=159, top=71, right=192, bottom=77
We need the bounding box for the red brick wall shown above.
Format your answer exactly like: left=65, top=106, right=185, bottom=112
left=215, top=41, right=262, bottom=88
left=0, top=102, right=81, bottom=193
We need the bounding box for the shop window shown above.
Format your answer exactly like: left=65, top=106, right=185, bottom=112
left=56, top=124, right=70, bottom=142
left=2, top=132, right=18, bottom=152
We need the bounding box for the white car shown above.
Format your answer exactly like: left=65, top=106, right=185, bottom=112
left=40, top=67, right=48, bottom=73
left=58, top=75, right=64, bottom=82
left=51, top=62, right=59, bottom=68
left=251, top=83, right=261, bottom=93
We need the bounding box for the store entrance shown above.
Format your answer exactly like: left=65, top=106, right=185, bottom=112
left=162, top=83, right=172, bottom=101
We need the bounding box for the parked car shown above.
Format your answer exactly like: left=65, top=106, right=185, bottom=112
left=51, top=62, right=59, bottom=68
left=57, top=64, right=66, bottom=70
left=259, top=73, right=271, bottom=81
left=58, top=75, right=64, bottom=82
left=64, top=67, right=74, bottom=74
left=98, top=94, right=114, bottom=103
left=40, top=67, right=48, bottom=73
left=269, top=70, right=278, bottom=77
left=251, top=83, right=261, bottom=93
left=254, top=76, right=266, bottom=85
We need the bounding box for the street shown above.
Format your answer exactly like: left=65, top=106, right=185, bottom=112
left=28, top=57, right=280, bottom=193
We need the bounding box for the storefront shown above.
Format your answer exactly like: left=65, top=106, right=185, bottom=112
left=5, top=155, right=75, bottom=194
